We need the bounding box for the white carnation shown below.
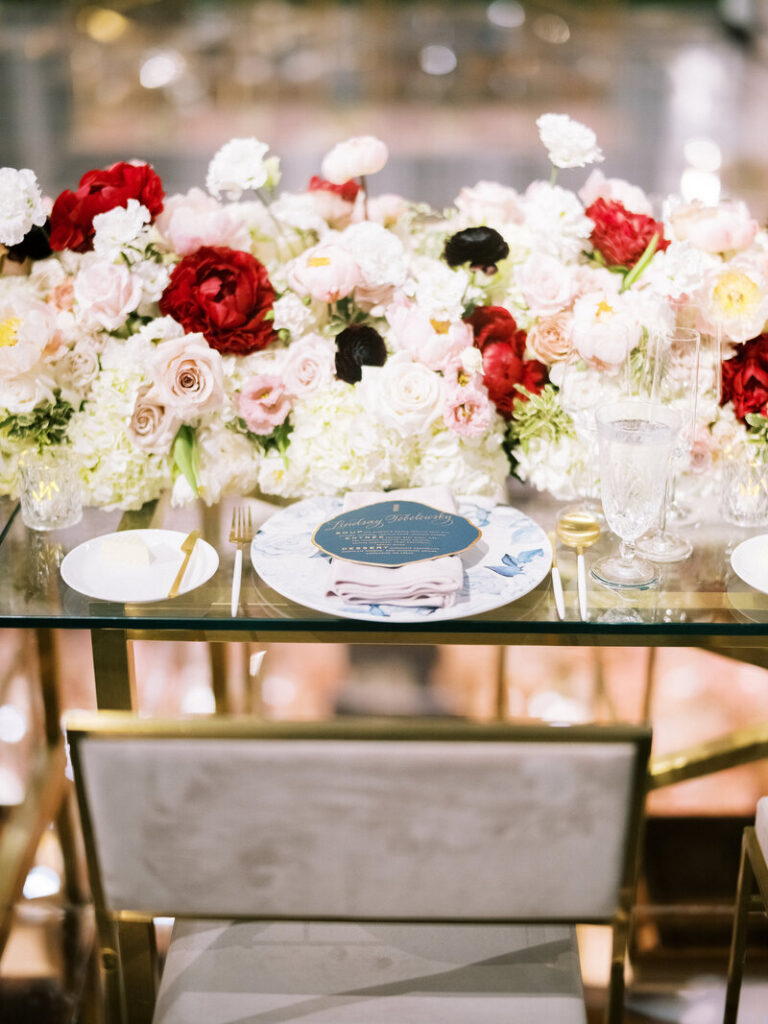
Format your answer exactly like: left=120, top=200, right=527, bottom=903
left=0, top=167, right=47, bottom=247
left=272, top=292, right=316, bottom=337
left=410, top=257, right=469, bottom=318
left=338, top=222, right=408, bottom=288
left=536, top=113, right=604, bottom=170
left=206, top=138, right=272, bottom=200
left=523, top=182, right=593, bottom=262
left=92, top=200, right=151, bottom=260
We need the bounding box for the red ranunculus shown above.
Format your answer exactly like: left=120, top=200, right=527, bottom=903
left=159, top=246, right=277, bottom=356
left=308, top=175, right=361, bottom=202
left=466, top=305, right=547, bottom=418
left=586, top=197, right=669, bottom=269
left=49, top=162, right=165, bottom=253
left=721, top=333, right=768, bottom=421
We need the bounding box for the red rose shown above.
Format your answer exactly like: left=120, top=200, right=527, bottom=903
left=586, top=197, right=669, bottom=269
left=466, top=305, right=547, bottom=418
left=721, top=333, right=768, bottom=421
left=308, top=175, right=360, bottom=203
left=159, top=246, right=277, bottom=355
left=49, top=162, right=165, bottom=253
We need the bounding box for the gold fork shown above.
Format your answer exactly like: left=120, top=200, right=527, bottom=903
left=229, top=506, right=254, bottom=616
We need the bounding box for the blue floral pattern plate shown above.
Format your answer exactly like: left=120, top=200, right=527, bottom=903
left=250, top=496, right=551, bottom=623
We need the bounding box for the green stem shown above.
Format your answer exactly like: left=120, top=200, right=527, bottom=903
left=549, top=166, right=558, bottom=187
left=621, top=232, right=659, bottom=293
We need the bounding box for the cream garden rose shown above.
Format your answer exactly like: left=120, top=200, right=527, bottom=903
left=151, top=335, right=225, bottom=416
left=127, top=384, right=180, bottom=454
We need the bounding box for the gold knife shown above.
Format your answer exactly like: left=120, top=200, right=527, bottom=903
left=168, top=530, right=201, bottom=598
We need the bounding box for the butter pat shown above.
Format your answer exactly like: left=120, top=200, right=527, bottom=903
left=99, top=535, right=151, bottom=568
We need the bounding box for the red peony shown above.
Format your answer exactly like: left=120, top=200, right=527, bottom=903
left=721, top=333, right=768, bottom=421
left=159, top=246, right=277, bottom=355
left=586, top=197, right=669, bottom=269
left=49, top=162, right=165, bottom=253
left=467, top=305, right=547, bottom=419
left=308, top=175, right=360, bottom=202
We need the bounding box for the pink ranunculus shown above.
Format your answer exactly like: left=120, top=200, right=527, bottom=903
left=238, top=373, right=292, bottom=434
left=387, top=303, right=473, bottom=372
left=443, top=383, right=494, bottom=438
left=151, top=334, right=224, bottom=416
left=320, top=136, right=388, bottom=185
left=73, top=261, right=143, bottom=331
left=155, top=187, right=250, bottom=256
left=578, top=169, right=654, bottom=217
left=287, top=243, right=361, bottom=303
left=669, top=200, right=759, bottom=254
left=514, top=252, right=577, bottom=318
left=282, top=334, right=335, bottom=397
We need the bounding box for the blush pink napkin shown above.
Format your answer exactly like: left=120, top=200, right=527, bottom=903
left=326, top=486, right=464, bottom=608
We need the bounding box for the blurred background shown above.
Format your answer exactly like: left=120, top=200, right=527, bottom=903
left=2, top=0, right=768, bottom=215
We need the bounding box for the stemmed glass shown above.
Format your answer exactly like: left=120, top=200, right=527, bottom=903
left=634, top=326, right=701, bottom=562
left=590, top=400, right=681, bottom=589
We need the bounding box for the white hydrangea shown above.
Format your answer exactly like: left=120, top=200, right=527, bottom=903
left=338, top=222, right=408, bottom=289
left=92, top=200, right=151, bottom=261
left=0, top=167, right=47, bottom=247
left=513, top=432, right=595, bottom=501
left=206, top=138, right=273, bottom=201
left=272, top=292, right=317, bottom=338
left=269, top=192, right=329, bottom=236
left=410, top=425, right=510, bottom=501
left=536, top=113, right=604, bottom=170
left=522, top=182, right=593, bottom=262
left=195, top=419, right=261, bottom=505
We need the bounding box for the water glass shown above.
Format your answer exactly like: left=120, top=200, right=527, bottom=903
left=18, top=447, right=82, bottom=531
left=720, top=441, right=768, bottom=528
left=591, top=401, right=680, bottom=589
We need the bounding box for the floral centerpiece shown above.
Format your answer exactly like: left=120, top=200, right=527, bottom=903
left=0, top=115, right=766, bottom=511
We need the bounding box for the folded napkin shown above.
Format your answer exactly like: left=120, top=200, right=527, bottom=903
left=327, top=486, right=464, bottom=608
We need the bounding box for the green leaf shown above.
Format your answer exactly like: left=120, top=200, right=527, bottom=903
left=621, top=232, right=659, bottom=292
left=172, top=425, right=200, bottom=496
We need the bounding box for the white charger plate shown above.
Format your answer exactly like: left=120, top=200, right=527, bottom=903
left=61, top=529, right=219, bottom=603
left=730, top=534, right=768, bottom=595
left=251, top=496, right=551, bottom=623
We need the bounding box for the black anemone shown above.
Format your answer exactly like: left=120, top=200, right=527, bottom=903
left=442, top=226, right=509, bottom=274
left=5, top=221, right=52, bottom=264
left=335, top=324, right=387, bottom=384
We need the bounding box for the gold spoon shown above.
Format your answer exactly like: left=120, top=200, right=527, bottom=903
left=556, top=510, right=602, bottom=621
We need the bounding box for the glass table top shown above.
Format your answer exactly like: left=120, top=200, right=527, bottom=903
left=1, top=485, right=767, bottom=646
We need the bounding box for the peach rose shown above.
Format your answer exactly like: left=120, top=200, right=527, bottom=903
left=127, top=385, right=181, bottom=454
left=151, top=334, right=224, bottom=416
left=74, top=261, right=142, bottom=331
left=527, top=311, right=573, bottom=364
left=238, top=373, right=291, bottom=434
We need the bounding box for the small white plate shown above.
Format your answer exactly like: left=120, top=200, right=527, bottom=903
left=730, top=534, right=768, bottom=595
left=61, top=529, right=218, bottom=603
left=251, top=496, right=551, bottom=623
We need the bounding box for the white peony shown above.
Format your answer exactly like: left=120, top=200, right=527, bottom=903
left=536, top=113, right=604, bottom=170
left=206, top=138, right=273, bottom=201
left=0, top=167, right=47, bottom=247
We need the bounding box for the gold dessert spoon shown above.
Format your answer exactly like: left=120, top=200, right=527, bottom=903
left=556, top=510, right=602, bottom=621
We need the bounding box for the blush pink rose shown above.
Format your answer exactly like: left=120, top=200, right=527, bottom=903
left=321, top=135, right=388, bottom=184
left=151, top=334, right=224, bottom=416
left=287, top=243, right=361, bottom=303
left=578, top=169, right=653, bottom=217
left=155, top=187, right=250, bottom=255
left=514, top=253, right=577, bottom=317
left=443, top=383, right=494, bottom=438
left=527, top=310, right=573, bottom=364
left=127, top=384, right=180, bottom=454
left=282, top=334, right=335, bottom=396
left=238, top=373, right=292, bottom=434
left=387, top=302, right=473, bottom=372
left=670, top=200, right=759, bottom=254
left=74, top=261, right=143, bottom=331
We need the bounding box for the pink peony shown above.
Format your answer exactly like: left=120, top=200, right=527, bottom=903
left=287, top=243, right=361, bottom=303
left=238, top=373, right=292, bottom=434
left=155, top=187, right=250, bottom=256
left=387, top=302, right=473, bottom=372
left=670, top=200, right=759, bottom=254
left=73, top=261, right=142, bottom=331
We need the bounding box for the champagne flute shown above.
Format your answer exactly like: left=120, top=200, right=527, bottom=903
left=591, top=400, right=681, bottom=589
